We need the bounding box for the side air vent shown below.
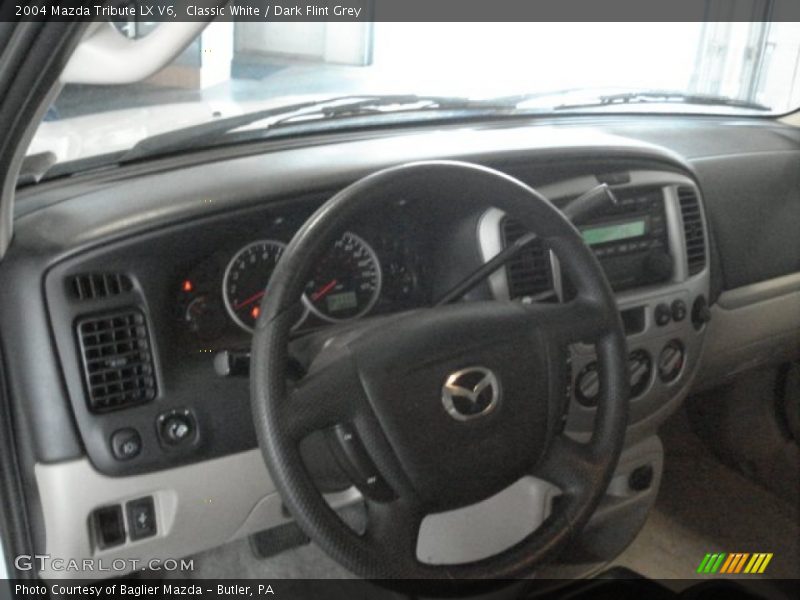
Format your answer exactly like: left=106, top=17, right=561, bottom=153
left=77, top=310, right=156, bottom=413
left=677, top=186, right=706, bottom=275
left=70, top=273, right=133, bottom=301
left=501, top=217, right=554, bottom=299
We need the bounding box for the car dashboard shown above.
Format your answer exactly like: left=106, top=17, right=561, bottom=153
left=5, top=116, right=800, bottom=577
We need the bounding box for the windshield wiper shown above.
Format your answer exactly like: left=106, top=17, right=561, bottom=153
left=554, top=91, right=771, bottom=112
left=118, top=94, right=516, bottom=163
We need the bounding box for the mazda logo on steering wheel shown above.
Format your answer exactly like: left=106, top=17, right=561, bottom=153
left=441, top=366, right=501, bottom=421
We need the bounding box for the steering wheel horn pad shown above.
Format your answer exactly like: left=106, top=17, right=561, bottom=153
left=348, top=300, right=557, bottom=510
left=251, top=161, right=629, bottom=583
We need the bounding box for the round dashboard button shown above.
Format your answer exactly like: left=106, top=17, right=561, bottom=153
left=110, top=428, right=141, bottom=461
left=671, top=299, right=687, bottom=322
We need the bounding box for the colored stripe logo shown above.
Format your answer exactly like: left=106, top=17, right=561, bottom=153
left=697, top=553, right=773, bottom=574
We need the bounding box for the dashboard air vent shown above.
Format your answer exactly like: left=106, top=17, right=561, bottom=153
left=677, top=187, right=706, bottom=275
left=77, top=310, right=156, bottom=413
left=70, top=273, right=133, bottom=301
left=501, top=217, right=554, bottom=299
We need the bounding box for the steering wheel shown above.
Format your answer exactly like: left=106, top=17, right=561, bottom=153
left=251, top=161, right=629, bottom=582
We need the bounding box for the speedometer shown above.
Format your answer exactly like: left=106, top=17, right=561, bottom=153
left=222, top=240, right=286, bottom=332
left=303, top=232, right=382, bottom=322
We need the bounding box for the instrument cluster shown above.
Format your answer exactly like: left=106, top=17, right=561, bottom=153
left=176, top=225, right=428, bottom=348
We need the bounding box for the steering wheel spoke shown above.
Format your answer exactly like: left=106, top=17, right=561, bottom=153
left=364, top=494, right=425, bottom=566
left=284, top=357, right=361, bottom=441
left=525, top=297, right=611, bottom=346
left=531, top=434, right=598, bottom=494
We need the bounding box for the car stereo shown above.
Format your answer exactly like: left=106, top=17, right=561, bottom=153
left=576, top=188, right=671, bottom=291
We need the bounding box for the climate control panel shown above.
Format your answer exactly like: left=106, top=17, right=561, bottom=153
left=575, top=348, right=654, bottom=407
left=566, top=288, right=708, bottom=433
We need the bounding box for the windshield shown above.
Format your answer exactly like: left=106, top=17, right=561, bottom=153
left=29, top=21, right=800, bottom=165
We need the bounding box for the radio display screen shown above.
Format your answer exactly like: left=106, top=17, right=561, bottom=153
left=581, top=219, right=646, bottom=246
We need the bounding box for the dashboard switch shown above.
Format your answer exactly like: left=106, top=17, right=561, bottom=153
left=654, top=303, right=671, bottom=327
left=671, top=299, right=687, bottom=322
left=157, top=409, right=196, bottom=447
left=111, top=428, right=141, bottom=461
left=92, top=505, right=125, bottom=549
left=692, top=295, right=711, bottom=330
left=214, top=350, right=250, bottom=377
left=126, top=496, right=157, bottom=540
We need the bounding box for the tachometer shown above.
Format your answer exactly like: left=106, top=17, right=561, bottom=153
left=222, top=240, right=286, bottom=332
left=303, top=232, right=381, bottom=322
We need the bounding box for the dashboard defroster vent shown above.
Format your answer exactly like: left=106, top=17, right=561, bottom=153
left=677, top=187, right=706, bottom=275
left=70, top=273, right=133, bottom=301
left=77, top=310, right=156, bottom=413
left=501, top=217, right=554, bottom=300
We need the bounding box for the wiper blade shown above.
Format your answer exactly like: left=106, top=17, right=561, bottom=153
left=119, top=94, right=513, bottom=163
left=554, top=91, right=771, bottom=112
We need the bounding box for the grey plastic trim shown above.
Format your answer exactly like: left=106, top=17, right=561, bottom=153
left=415, top=435, right=663, bottom=566
left=60, top=22, right=211, bottom=85
left=34, top=450, right=361, bottom=579
left=717, top=271, right=800, bottom=310
left=698, top=284, right=800, bottom=386
left=417, top=477, right=559, bottom=565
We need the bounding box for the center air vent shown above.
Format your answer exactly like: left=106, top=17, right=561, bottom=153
left=501, top=217, right=554, bottom=299
left=677, top=187, right=706, bottom=275
left=77, top=310, right=156, bottom=413
left=70, top=273, right=133, bottom=301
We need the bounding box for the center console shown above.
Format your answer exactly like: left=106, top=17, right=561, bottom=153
left=478, top=168, right=711, bottom=567
left=479, top=169, right=711, bottom=438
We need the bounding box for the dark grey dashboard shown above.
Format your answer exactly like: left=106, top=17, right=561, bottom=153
left=4, top=114, right=800, bottom=578
left=4, top=115, right=800, bottom=478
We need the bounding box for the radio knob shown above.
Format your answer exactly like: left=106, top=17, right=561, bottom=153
left=645, top=250, right=674, bottom=281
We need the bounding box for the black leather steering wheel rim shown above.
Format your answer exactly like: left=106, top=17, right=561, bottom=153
left=251, top=161, right=629, bottom=584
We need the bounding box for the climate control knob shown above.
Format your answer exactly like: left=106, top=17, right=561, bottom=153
left=658, top=340, right=685, bottom=383
left=575, top=362, right=600, bottom=407
left=628, top=350, right=653, bottom=398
